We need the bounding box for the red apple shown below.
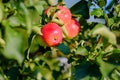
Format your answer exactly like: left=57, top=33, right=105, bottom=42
left=44, top=6, right=71, bottom=25
left=41, top=22, right=63, bottom=47
left=63, top=19, right=80, bottom=39
left=56, top=6, right=72, bottom=25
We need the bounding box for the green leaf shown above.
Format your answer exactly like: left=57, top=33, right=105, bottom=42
left=34, top=1, right=48, bottom=15
left=32, top=26, right=42, bottom=35
left=107, top=18, right=114, bottom=27
left=25, top=32, right=36, bottom=60
left=35, top=56, right=60, bottom=71
left=112, top=49, right=120, bottom=53
left=7, top=66, right=19, bottom=80
left=90, top=8, right=103, bottom=17
left=0, top=74, right=4, bottom=80
left=104, top=49, right=120, bottom=65
left=8, top=15, right=26, bottom=27
left=91, top=24, right=116, bottom=45
left=0, top=3, right=3, bottom=22
left=33, top=56, right=61, bottom=80
left=114, top=4, right=120, bottom=17
left=35, top=35, right=47, bottom=47
left=25, top=31, right=46, bottom=60
left=97, top=0, right=107, bottom=8
left=71, top=61, right=101, bottom=80
left=28, top=34, right=45, bottom=53
left=70, top=0, right=89, bottom=19
left=76, top=47, right=88, bottom=56
left=0, top=38, right=5, bottom=48
left=20, top=3, right=32, bottom=34
left=96, top=54, right=117, bottom=79
left=56, top=43, right=70, bottom=55
left=111, top=69, right=120, bottom=80
left=36, top=66, right=53, bottom=80
left=1, top=24, right=24, bottom=64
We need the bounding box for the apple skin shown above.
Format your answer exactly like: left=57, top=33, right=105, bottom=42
left=63, top=19, right=80, bottom=39
left=44, top=6, right=71, bottom=25
left=41, top=22, right=63, bottom=47
left=56, top=6, right=72, bottom=25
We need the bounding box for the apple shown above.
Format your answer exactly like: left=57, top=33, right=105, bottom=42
left=41, top=22, right=63, bottom=47
left=44, top=6, right=71, bottom=25
left=55, top=6, right=72, bottom=25
left=63, top=19, right=80, bottom=39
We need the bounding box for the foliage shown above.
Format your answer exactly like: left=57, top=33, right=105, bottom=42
left=0, top=0, right=120, bottom=80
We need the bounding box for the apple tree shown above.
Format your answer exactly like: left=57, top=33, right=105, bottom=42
left=0, top=0, right=120, bottom=80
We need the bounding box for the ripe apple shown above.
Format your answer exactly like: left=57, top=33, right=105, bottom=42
left=63, top=19, right=80, bottom=39
left=44, top=6, right=71, bottom=25
left=41, top=22, right=63, bottom=47
left=55, top=6, right=72, bottom=25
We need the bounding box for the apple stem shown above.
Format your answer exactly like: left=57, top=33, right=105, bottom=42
left=32, top=26, right=42, bottom=35
left=52, top=18, right=63, bottom=26
left=52, top=12, right=63, bottom=26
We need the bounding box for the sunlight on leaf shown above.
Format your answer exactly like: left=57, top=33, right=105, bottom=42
left=90, top=8, right=103, bottom=17
left=0, top=38, right=5, bottom=48
left=2, top=25, right=24, bottom=64
left=76, top=47, right=88, bottom=56
left=20, top=3, right=32, bottom=34
left=96, top=54, right=117, bottom=79
left=91, top=24, right=116, bottom=45
left=0, top=3, right=3, bottom=22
